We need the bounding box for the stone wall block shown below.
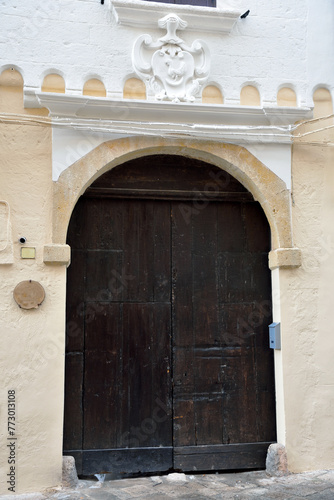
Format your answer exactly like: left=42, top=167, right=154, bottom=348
left=266, top=443, right=289, bottom=476
left=43, top=244, right=71, bottom=266
left=62, top=456, right=78, bottom=489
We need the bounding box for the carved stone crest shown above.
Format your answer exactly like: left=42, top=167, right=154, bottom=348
left=132, top=14, right=210, bottom=103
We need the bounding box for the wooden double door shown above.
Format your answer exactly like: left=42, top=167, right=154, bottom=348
left=63, top=156, right=276, bottom=476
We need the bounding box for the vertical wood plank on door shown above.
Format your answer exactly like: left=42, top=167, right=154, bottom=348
left=63, top=352, right=83, bottom=451
left=83, top=303, right=123, bottom=449
left=123, top=200, right=156, bottom=302
left=63, top=247, right=86, bottom=453
left=191, top=203, right=223, bottom=445
left=122, top=303, right=172, bottom=449
left=172, top=201, right=196, bottom=447
left=153, top=201, right=171, bottom=302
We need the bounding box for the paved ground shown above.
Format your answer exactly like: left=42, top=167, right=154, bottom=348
left=3, top=470, right=334, bottom=500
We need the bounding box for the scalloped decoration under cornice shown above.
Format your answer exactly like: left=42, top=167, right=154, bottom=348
left=110, top=0, right=242, bottom=34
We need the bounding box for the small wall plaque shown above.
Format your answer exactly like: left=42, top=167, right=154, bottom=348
left=21, top=247, right=36, bottom=259
left=13, top=280, right=45, bottom=309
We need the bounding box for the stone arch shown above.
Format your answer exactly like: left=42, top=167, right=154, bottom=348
left=52, top=138, right=296, bottom=263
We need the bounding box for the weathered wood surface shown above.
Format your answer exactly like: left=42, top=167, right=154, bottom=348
left=174, top=443, right=273, bottom=471
left=63, top=155, right=276, bottom=475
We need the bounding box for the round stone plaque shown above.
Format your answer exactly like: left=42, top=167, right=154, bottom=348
left=13, top=280, right=45, bottom=310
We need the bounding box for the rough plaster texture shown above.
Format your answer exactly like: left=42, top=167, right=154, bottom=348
left=0, top=0, right=334, bottom=495
left=281, top=95, right=334, bottom=472
left=0, top=74, right=65, bottom=494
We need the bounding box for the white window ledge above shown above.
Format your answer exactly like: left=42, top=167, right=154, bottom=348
left=110, top=0, right=243, bottom=34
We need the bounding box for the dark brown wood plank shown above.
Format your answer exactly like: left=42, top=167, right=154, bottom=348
left=171, top=202, right=194, bottom=348
left=173, top=201, right=225, bottom=448
left=122, top=201, right=155, bottom=302
left=250, top=253, right=273, bottom=302
left=255, top=351, right=276, bottom=442
left=63, top=353, right=83, bottom=451
left=172, top=201, right=196, bottom=447
left=85, top=187, right=253, bottom=202
left=217, top=202, right=246, bottom=252
left=218, top=252, right=251, bottom=304
left=82, top=447, right=173, bottom=476
left=244, top=202, right=271, bottom=253
left=220, top=302, right=257, bottom=347
left=89, top=156, right=249, bottom=196
left=193, top=348, right=224, bottom=445
left=192, top=202, right=219, bottom=346
left=174, top=442, right=272, bottom=471
left=121, top=303, right=172, bottom=449
left=85, top=250, right=123, bottom=302
left=83, top=303, right=122, bottom=449
left=66, top=197, right=89, bottom=250
left=194, top=398, right=223, bottom=446
left=222, top=351, right=258, bottom=444
left=153, top=201, right=171, bottom=302
left=84, top=198, right=124, bottom=250
left=66, top=249, right=85, bottom=353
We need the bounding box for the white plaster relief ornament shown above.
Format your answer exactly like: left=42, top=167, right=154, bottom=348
left=132, top=14, right=210, bottom=102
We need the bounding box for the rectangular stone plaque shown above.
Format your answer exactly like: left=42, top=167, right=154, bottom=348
left=21, top=247, right=36, bottom=259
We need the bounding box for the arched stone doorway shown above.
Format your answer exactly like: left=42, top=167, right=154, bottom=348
left=63, top=155, right=276, bottom=476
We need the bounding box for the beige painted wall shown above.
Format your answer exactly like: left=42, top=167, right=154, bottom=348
left=281, top=90, right=334, bottom=472
left=0, top=70, right=65, bottom=494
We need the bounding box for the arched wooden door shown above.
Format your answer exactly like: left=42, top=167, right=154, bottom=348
left=63, top=155, right=276, bottom=476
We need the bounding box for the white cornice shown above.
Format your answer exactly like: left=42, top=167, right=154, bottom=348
left=110, top=0, right=242, bottom=34
left=31, top=92, right=313, bottom=144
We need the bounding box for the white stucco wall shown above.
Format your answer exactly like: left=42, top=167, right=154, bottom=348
left=307, top=0, right=334, bottom=98
left=1, top=0, right=310, bottom=104
left=52, top=128, right=293, bottom=188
